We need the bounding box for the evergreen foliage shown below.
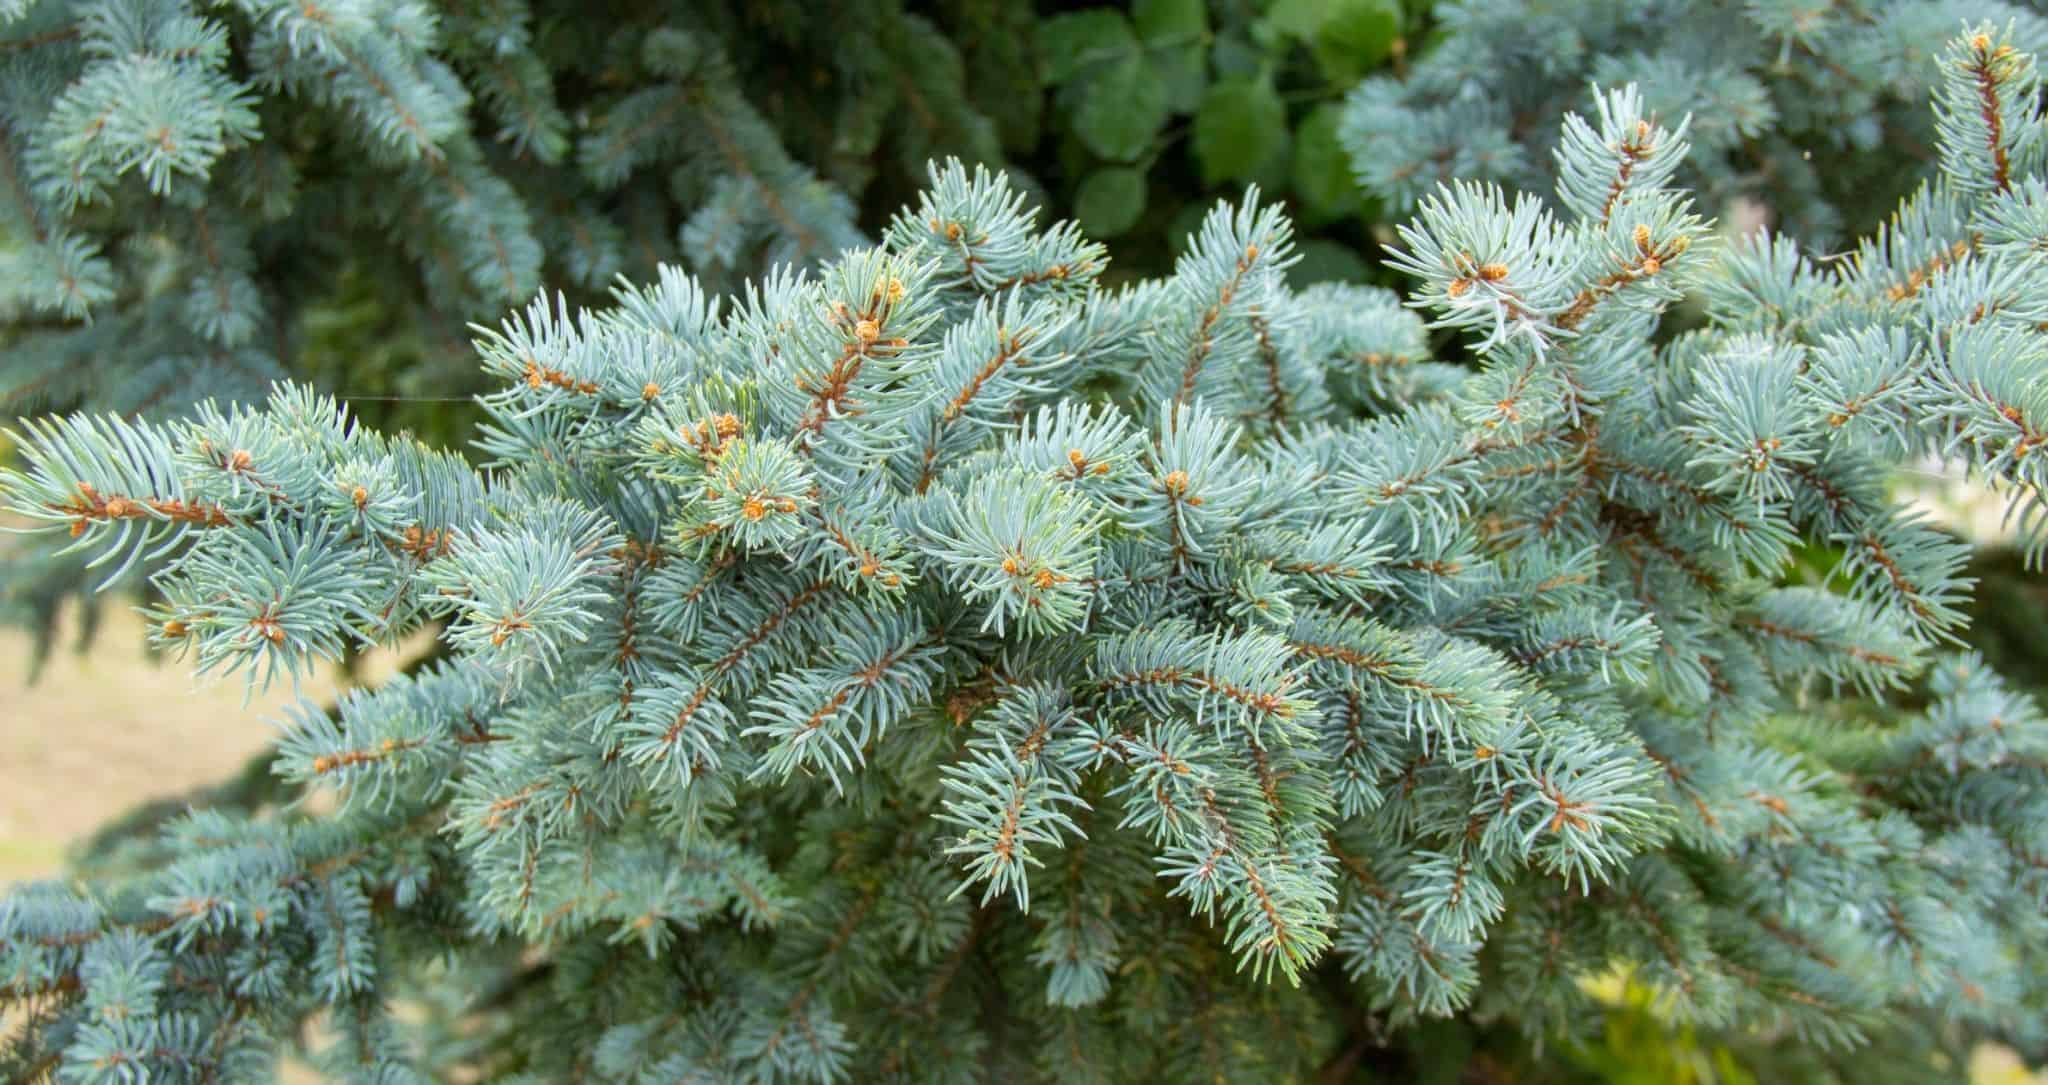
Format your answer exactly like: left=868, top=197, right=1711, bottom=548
left=0, top=0, right=949, bottom=422
left=0, top=0, right=1417, bottom=658
left=0, top=0, right=1414, bottom=425
left=5, top=22, right=2048, bottom=1084
left=1340, top=0, right=2048, bottom=243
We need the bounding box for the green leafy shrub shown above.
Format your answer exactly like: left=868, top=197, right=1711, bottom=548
left=1036, top=0, right=1409, bottom=281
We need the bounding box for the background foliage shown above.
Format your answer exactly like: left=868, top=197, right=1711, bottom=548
left=0, top=0, right=1423, bottom=652
left=0, top=0, right=1421, bottom=431
left=1340, top=0, right=2048, bottom=244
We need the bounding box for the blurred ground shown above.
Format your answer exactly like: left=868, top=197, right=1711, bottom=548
left=2, top=606, right=311, bottom=884
left=1, top=603, right=416, bottom=886
left=0, top=603, right=413, bottom=1081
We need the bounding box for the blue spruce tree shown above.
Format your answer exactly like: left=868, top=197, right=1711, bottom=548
left=0, top=0, right=1015, bottom=665
left=4, top=22, right=2048, bottom=1084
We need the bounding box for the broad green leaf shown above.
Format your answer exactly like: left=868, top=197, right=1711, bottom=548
left=1192, top=74, right=1288, bottom=185
left=1210, top=29, right=1265, bottom=79
left=1076, top=55, right=1171, bottom=162
left=1265, top=0, right=1402, bottom=83
left=1135, top=0, right=1209, bottom=113
left=1037, top=10, right=1138, bottom=85
left=1263, top=0, right=1325, bottom=39
left=1134, top=0, right=1204, bottom=42
left=1075, top=167, right=1148, bottom=238
left=1311, top=0, right=1402, bottom=82
left=1291, top=102, right=1361, bottom=220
